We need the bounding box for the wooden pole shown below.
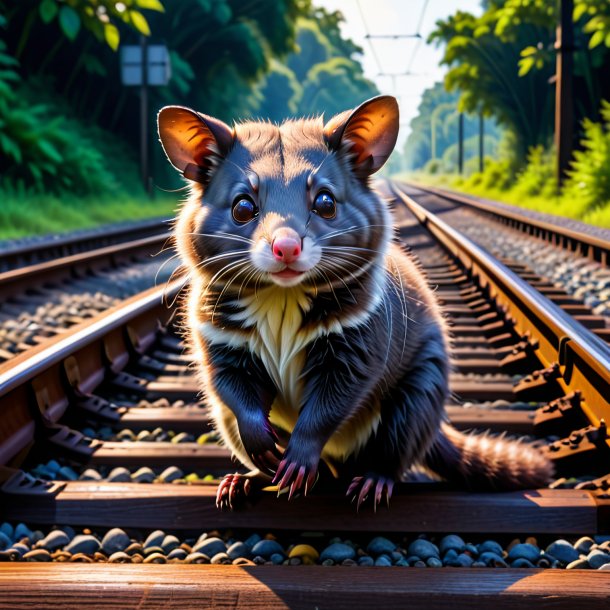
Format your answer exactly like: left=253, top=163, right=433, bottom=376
left=140, top=35, right=150, bottom=195
left=479, top=113, right=484, bottom=173
left=458, top=112, right=464, bottom=174
left=555, top=0, right=574, bottom=188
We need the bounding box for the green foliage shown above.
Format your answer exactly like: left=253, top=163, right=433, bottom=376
left=0, top=186, right=175, bottom=239
left=27, top=0, right=165, bottom=51
left=563, top=100, right=610, bottom=212
left=403, top=82, right=503, bottom=171
left=408, top=99, right=610, bottom=227
left=429, top=7, right=555, bottom=164
left=255, top=10, right=378, bottom=122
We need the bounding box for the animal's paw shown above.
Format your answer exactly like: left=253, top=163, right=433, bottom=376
left=239, top=419, right=283, bottom=475
left=346, top=474, right=394, bottom=512
left=216, top=473, right=251, bottom=510
left=272, top=455, right=318, bottom=500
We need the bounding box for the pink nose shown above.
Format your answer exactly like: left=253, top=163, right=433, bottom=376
left=272, top=231, right=301, bottom=264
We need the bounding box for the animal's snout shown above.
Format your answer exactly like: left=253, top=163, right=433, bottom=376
left=271, top=229, right=301, bottom=264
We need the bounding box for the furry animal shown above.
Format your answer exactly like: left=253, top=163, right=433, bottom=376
left=157, top=96, right=553, bottom=510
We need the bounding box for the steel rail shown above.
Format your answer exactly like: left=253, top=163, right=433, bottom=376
left=399, top=181, right=610, bottom=263
left=391, top=183, right=610, bottom=432
left=0, top=217, right=171, bottom=272
left=0, top=233, right=173, bottom=301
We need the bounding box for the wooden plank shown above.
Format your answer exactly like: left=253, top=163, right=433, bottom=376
left=0, top=565, right=607, bottom=610
left=89, top=442, right=231, bottom=469
left=116, top=406, right=533, bottom=435
left=0, top=483, right=599, bottom=534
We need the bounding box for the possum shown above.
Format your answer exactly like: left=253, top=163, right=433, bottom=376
left=157, top=95, right=553, bottom=510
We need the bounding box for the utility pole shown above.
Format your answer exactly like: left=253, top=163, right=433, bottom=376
left=479, top=113, right=484, bottom=173
left=458, top=112, right=464, bottom=174
left=140, top=35, right=150, bottom=195
left=555, top=0, right=574, bottom=188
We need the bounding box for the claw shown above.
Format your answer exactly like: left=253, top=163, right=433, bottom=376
left=288, top=466, right=307, bottom=500
left=215, top=473, right=251, bottom=510
left=356, top=478, right=374, bottom=512
left=304, top=469, right=317, bottom=496
left=347, top=474, right=395, bottom=512
left=276, top=461, right=297, bottom=490
left=346, top=476, right=363, bottom=497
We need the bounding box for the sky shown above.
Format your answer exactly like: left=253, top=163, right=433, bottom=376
left=316, top=0, right=483, bottom=146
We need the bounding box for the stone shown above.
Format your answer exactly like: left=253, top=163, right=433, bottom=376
left=566, top=559, right=590, bottom=570
left=23, top=549, right=51, bottom=562
left=251, top=539, right=285, bottom=559
left=38, top=530, right=70, bottom=551
left=407, top=539, right=439, bottom=561
left=107, top=467, right=132, bottom=483
left=319, top=543, right=356, bottom=563
left=270, top=553, right=285, bottom=565
left=574, top=537, right=595, bottom=555
left=511, top=558, right=535, bottom=568
left=227, top=541, right=251, bottom=561
left=587, top=550, right=610, bottom=569
left=545, top=540, right=579, bottom=565
left=57, top=466, right=78, bottom=481
left=65, top=535, right=100, bottom=555
left=427, top=557, right=443, bottom=568
left=108, top=551, right=132, bottom=563
left=288, top=544, right=318, bottom=561
left=478, top=540, right=504, bottom=556
left=185, top=552, right=210, bottom=564
left=439, top=535, right=465, bottom=556
left=79, top=469, right=102, bottom=481
left=101, top=528, right=130, bottom=555
left=161, top=535, right=180, bottom=554
left=143, top=552, right=167, bottom=564
left=159, top=466, right=184, bottom=483
left=507, top=543, right=539, bottom=563
left=447, top=553, right=474, bottom=567
left=193, top=537, right=226, bottom=557
left=132, top=467, right=156, bottom=483
left=374, top=555, right=392, bottom=566
left=358, top=556, right=374, bottom=566
left=11, top=543, right=29, bottom=556
left=0, top=524, right=13, bottom=541
left=366, top=536, right=396, bottom=557
left=211, top=552, right=231, bottom=565
left=144, top=530, right=165, bottom=549
left=167, top=548, right=187, bottom=560
left=243, top=534, right=261, bottom=549
left=0, top=532, right=11, bottom=551
left=479, top=552, right=508, bottom=567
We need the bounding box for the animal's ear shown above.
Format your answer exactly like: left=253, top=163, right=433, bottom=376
left=323, top=96, right=399, bottom=176
left=157, top=106, right=234, bottom=184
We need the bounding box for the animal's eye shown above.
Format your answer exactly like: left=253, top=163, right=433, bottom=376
left=312, top=190, right=336, bottom=220
left=232, top=196, right=258, bottom=223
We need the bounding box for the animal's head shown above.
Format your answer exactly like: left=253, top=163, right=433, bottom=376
left=158, top=96, right=399, bottom=290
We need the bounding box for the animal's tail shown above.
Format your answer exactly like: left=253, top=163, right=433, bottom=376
left=423, top=422, right=553, bottom=490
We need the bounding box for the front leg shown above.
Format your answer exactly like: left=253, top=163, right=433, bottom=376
left=206, top=341, right=280, bottom=474
left=274, top=329, right=379, bottom=498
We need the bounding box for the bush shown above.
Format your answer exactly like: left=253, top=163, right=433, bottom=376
left=0, top=40, right=141, bottom=197
left=563, top=100, right=610, bottom=214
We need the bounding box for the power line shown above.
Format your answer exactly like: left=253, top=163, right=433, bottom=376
left=406, top=0, right=430, bottom=75
left=356, top=0, right=384, bottom=77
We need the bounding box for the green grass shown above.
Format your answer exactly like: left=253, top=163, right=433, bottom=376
left=0, top=190, right=179, bottom=240
left=394, top=170, right=610, bottom=228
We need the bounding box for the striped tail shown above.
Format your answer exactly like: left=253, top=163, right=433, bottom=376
left=423, top=422, right=554, bottom=490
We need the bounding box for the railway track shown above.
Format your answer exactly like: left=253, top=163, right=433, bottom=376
left=0, top=221, right=178, bottom=365
left=0, top=188, right=609, bottom=608
left=0, top=217, right=170, bottom=272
